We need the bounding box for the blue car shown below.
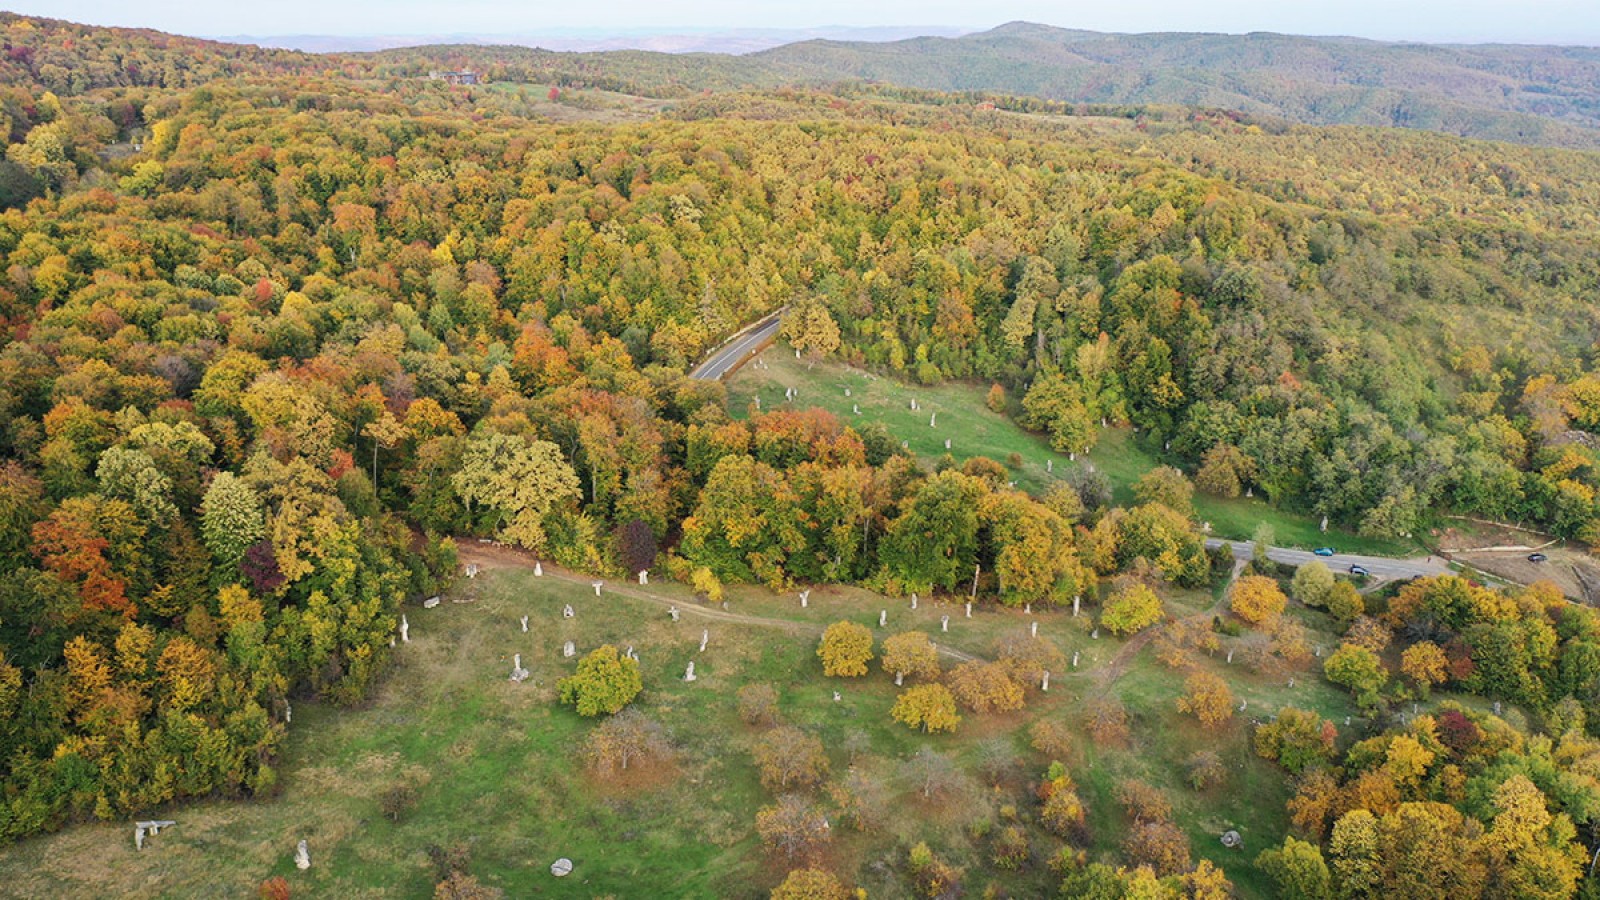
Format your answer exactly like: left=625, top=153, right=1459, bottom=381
left=1313, top=547, right=1335, bottom=557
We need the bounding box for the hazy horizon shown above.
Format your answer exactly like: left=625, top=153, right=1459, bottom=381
left=13, top=1, right=1600, bottom=47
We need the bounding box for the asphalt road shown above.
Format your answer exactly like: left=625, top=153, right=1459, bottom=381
left=1206, top=539, right=1453, bottom=581
left=689, top=314, right=783, bottom=381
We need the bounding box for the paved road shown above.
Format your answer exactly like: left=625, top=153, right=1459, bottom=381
left=1206, top=539, right=1452, bottom=581
left=689, top=313, right=783, bottom=380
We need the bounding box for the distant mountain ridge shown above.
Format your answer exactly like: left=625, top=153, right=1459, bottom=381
left=745, top=22, right=1600, bottom=147
left=8, top=13, right=1600, bottom=148
left=222, top=26, right=971, bottom=55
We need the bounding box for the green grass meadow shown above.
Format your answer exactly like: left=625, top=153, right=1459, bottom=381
left=0, top=556, right=1454, bottom=899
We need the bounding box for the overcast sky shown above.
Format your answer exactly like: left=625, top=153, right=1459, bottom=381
left=18, top=0, right=1600, bottom=44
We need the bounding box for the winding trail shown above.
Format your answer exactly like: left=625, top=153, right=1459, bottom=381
left=457, top=541, right=980, bottom=664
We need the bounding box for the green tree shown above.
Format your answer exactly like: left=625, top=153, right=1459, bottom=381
left=1256, top=837, right=1333, bottom=900
left=558, top=645, right=642, bottom=717
left=1101, top=583, right=1164, bottom=636
left=452, top=432, right=581, bottom=552
left=818, top=621, right=874, bottom=677
left=891, top=683, right=961, bottom=733
left=1324, top=643, right=1388, bottom=709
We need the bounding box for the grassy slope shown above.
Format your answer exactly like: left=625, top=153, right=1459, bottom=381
left=726, top=345, right=1416, bottom=556
left=0, top=555, right=1513, bottom=898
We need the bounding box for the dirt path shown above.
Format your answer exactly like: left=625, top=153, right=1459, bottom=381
left=1090, top=558, right=1249, bottom=693
left=457, top=541, right=981, bottom=664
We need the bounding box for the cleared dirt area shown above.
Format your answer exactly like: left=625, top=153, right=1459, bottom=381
left=1433, top=519, right=1600, bottom=601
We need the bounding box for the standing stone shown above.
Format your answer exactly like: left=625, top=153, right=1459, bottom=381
left=845, top=388, right=851, bottom=396
left=464, top=563, right=479, bottom=578
left=669, top=606, right=680, bottom=622
left=1345, top=716, right=1352, bottom=726
left=1091, top=628, right=1100, bottom=639
left=1226, top=648, right=1235, bottom=663
left=1041, top=671, right=1050, bottom=692
left=510, top=654, right=529, bottom=683
left=878, top=609, right=887, bottom=627
left=1069, top=452, right=1076, bottom=462
left=534, top=561, right=543, bottom=576
left=1047, top=459, right=1053, bottom=473
left=285, top=701, right=292, bottom=724
left=754, top=397, right=761, bottom=409
left=833, top=691, right=842, bottom=702
left=400, top=615, right=410, bottom=643
left=852, top=404, right=860, bottom=415
left=1320, top=515, right=1329, bottom=533
left=910, top=593, right=918, bottom=610
left=563, top=640, right=575, bottom=658
left=592, top=581, right=603, bottom=597
left=699, top=630, right=709, bottom=653
left=799, top=590, right=810, bottom=608
left=520, top=616, right=529, bottom=633
left=965, top=602, right=972, bottom=618
left=638, top=570, right=649, bottom=585
left=1024, top=603, right=1031, bottom=614
left=1007, top=481, right=1015, bottom=488
left=895, top=671, right=904, bottom=686
left=902, top=440, right=909, bottom=450
left=944, top=438, right=951, bottom=450
left=684, top=661, right=697, bottom=682
left=1288, top=678, right=1296, bottom=689
left=563, top=604, right=574, bottom=619
left=1030, top=621, right=1038, bottom=638
left=295, top=840, right=311, bottom=870
left=1238, top=699, right=1248, bottom=712
left=423, top=596, right=441, bottom=609
left=941, top=615, right=949, bottom=633
left=1494, top=701, right=1503, bottom=716
left=1072, top=595, right=1081, bottom=618
left=929, top=413, right=937, bottom=428
left=1246, top=486, right=1254, bottom=497
left=1072, top=651, right=1080, bottom=668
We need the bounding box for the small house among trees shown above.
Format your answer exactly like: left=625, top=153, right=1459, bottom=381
left=428, top=69, right=480, bottom=85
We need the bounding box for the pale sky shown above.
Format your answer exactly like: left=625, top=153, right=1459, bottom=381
left=15, top=0, right=1600, bottom=45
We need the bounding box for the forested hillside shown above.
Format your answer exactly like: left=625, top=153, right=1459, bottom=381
left=9, top=13, right=1600, bottom=898
left=751, top=23, right=1600, bottom=148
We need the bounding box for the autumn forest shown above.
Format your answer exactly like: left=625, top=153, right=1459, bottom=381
left=6, top=10, right=1600, bottom=899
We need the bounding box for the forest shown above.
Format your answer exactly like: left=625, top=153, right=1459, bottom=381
left=6, top=10, right=1600, bottom=898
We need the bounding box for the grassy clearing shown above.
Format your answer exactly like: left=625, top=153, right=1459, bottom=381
left=726, top=346, right=1418, bottom=556
left=4, top=558, right=1496, bottom=899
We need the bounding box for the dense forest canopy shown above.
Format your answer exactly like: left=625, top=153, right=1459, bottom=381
left=9, top=11, right=1600, bottom=898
